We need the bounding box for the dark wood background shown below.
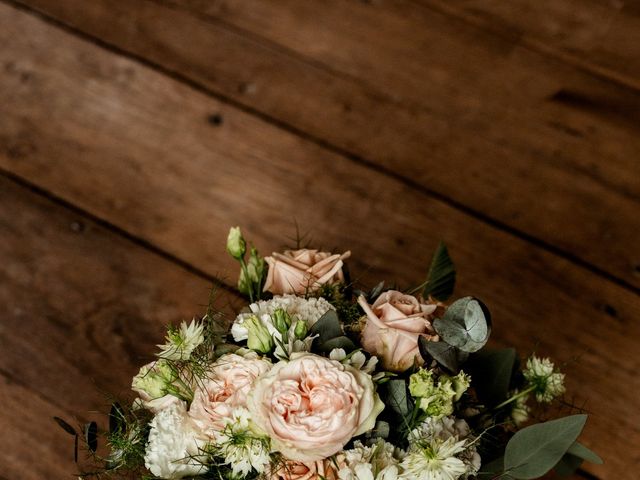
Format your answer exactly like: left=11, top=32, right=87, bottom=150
left=1, top=1, right=639, bottom=478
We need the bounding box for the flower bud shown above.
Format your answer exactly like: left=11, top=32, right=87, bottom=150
left=272, top=308, right=292, bottom=335
left=244, top=315, right=274, bottom=354
left=131, top=360, right=176, bottom=399
left=293, top=320, right=308, bottom=340
left=226, top=227, right=246, bottom=260
left=238, top=247, right=265, bottom=295
left=451, top=372, right=471, bottom=401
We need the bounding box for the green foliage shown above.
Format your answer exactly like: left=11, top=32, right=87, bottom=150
left=308, top=309, right=355, bottom=353
left=384, top=379, right=412, bottom=417
left=433, top=296, right=491, bottom=353
left=503, top=414, right=588, bottom=479
left=468, top=348, right=517, bottom=407
left=423, top=242, right=456, bottom=301
left=418, top=338, right=467, bottom=373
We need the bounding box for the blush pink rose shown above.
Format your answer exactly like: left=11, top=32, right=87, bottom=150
left=270, top=460, right=337, bottom=480
left=247, top=353, right=383, bottom=462
left=188, top=351, right=271, bottom=437
left=358, top=291, right=440, bottom=372
left=263, top=249, right=351, bottom=295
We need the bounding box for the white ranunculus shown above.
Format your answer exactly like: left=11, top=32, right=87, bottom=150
left=144, top=401, right=207, bottom=479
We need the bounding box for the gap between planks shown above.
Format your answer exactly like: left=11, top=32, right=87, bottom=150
left=3, top=0, right=640, bottom=300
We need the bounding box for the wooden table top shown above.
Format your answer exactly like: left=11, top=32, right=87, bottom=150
left=1, top=1, right=638, bottom=478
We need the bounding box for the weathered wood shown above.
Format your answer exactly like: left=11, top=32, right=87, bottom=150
left=13, top=0, right=640, bottom=289
left=0, top=5, right=637, bottom=477
left=419, top=0, right=640, bottom=90
left=0, top=177, right=241, bottom=478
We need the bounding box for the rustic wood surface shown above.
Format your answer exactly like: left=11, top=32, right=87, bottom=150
left=0, top=0, right=638, bottom=478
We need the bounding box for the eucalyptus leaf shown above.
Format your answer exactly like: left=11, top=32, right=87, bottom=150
left=478, top=455, right=505, bottom=477
left=504, top=414, right=588, bottom=479
left=434, top=297, right=491, bottom=353
left=53, top=416, right=77, bottom=436
left=385, top=379, right=411, bottom=417
left=553, top=453, right=583, bottom=477
left=84, top=421, right=98, bottom=453
left=423, top=242, right=456, bottom=301
left=566, top=442, right=602, bottom=464
left=309, top=310, right=343, bottom=344
left=318, top=335, right=356, bottom=353
left=419, top=338, right=460, bottom=372
left=468, top=348, right=517, bottom=407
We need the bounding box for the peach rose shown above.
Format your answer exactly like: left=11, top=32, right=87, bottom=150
left=247, top=352, right=383, bottom=462
left=264, top=249, right=351, bottom=295
left=188, top=351, right=271, bottom=437
left=358, top=291, right=439, bottom=372
left=270, top=459, right=338, bottom=480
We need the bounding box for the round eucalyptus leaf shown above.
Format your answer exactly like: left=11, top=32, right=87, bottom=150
left=434, top=296, right=491, bottom=353
left=84, top=421, right=98, bottom=452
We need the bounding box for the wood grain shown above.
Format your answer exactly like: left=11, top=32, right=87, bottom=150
left=0, top=4, right=638, bottom=477
left=0, top=177, right=241, bottom=478
left=419, top=0, right=640, bottom=89
left=12, top=0, right=640, bottom=289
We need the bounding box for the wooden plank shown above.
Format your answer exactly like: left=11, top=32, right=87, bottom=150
left=418, top=0, right=640, bottom=90
left=12, top=0, right=640, bottom=289
left=0, top=177, right=242, bottom=477
left=0, top=5, right=637, bottom=478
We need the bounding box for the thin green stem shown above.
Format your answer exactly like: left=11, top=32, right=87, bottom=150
left=239, top=257, right=254, bottom=303
left=494, top=385, right=535, bottom=410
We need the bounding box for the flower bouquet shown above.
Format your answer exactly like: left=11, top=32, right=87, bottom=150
left=56, top=227, right=602, bottom=480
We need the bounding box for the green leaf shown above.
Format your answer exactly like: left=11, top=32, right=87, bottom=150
left=309, top=310, right=343, bottom=344
left=423, top=242, right=456, bottom=301
left=385, top=379, right=411, bottom=417
left=469, top=348, right=517, bottom=407
left=553, top=453, right=583, bottom=477
left=504, top=414, right=588, bottom=479
left=566, top=442, right=602, bottom=464
left=317, top=336, right=356, bottom=353
left=478, top=455, right=505, bottom=477
left=419, top=338, right=466, bottom=372
left=434, top=297, right=491, bottom=353
left=53, top=416, right=77, bottom=436
left=84, top=421, right=98, bottom=453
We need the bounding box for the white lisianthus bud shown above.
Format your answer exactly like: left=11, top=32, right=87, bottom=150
left=132, top=360, right=176, bottom=399
left=244, top=315, right=274, bottom=354
left=272, top=308, right=292, bottom=336
left=227, top=226, right=246, bottom=260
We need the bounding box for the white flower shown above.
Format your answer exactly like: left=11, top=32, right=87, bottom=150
left=157, top=319, right=205, bottom=361
left=144, top=401, right=207, bottom=479
left=214, top=407, right=270, bottom=476
left=231, top=295, right=334, bottom=342
left=338, top=440, right=402, bottom=480
left=330, top=348, right=378, bottom=374
left=523, top=356, right=565, bottom=403
left=399, top=417, right=480, bottom=480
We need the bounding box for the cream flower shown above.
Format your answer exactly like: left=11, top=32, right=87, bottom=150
left=264, top=249, right=351, bottom=295
left=400, top=417, right=480, bottom=480
left=337, top=440, right=402, bottom=480
left=189, top=351, right=272, bottom=437
left=144, top=401, right=207, bottom=479
left=359, top=292, right=439, bottom=372
left=523, top=356, right=565, bottom=403
left=247, top=352, right=384, bottom=462
left=157, top=319, right=204, bottom=361
left=270, top=459, right=338, bottom=480
left=131, top=360, right=182, bottom=413
left=215, top=407, right=270, bottom=476
left=232, top=295, right=335, bottom=342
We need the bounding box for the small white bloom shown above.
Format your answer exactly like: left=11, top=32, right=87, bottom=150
left=231, top=295, right=334, bottom=342
left=214, top=407, right=270, bottom=476
left=157, top=319, right=205, bottom=361
left=338, top=440, right=402, bottom=480
left=144, top=401, right=207, bottom=479
left=510, top=390, right=530, bottom=426
left=399, top=417, right=480, bottom=480
left=330, top=348, right=378, bottom=374
left=523, top=356, right=566, bottom=403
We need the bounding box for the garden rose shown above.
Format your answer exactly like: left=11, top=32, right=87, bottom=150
left=264, top=249, right=351, bottom=295
left=189, top=351, right=271, bottom=437
left=247, top=352, right=384, bottom=462
left=270, top=459, right=338, bottom=480
left=358, top=291, right=439, bottom=372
